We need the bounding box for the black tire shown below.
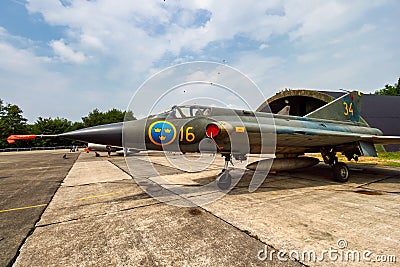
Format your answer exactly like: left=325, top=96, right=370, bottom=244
left=216, top=171, right=232, bottom=190
left=333, top=162, right=349, bottom=182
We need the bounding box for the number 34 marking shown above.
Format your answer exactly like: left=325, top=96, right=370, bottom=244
left=343, top=102, right=354, bottom=116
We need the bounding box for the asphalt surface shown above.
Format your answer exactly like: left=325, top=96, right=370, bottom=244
left=0, top=151, right=78, bottom=266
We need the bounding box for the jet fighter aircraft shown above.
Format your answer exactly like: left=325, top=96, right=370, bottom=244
left=7, top=91, right=400, bottom=189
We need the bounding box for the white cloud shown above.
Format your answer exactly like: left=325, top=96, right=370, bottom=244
left=288, top=1, right=348, bottom=41
left=297, top=52, right=322, bottom=63
left=233, top=52, right=285, bottom=83
left=25, top=0, right=392, bottom=69
left=50, top=39, right=86, bottom=63
left=80, top=34, right=105, bottom=51
left=0, top=35, right=72, bottom=122
left=0, top=0, right=398, bottom=123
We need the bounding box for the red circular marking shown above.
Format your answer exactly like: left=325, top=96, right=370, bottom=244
left=350, top=93, right=354, bottom=100
left=206, top=124, right=220, bottom=138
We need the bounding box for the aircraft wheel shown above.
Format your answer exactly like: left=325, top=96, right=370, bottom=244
left=216, top=171, right=232, bottom=190
left=333, top=162, right=349, bottom=182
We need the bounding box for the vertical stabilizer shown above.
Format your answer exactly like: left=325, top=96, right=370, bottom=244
left=305, top=91, right=362, bottom=122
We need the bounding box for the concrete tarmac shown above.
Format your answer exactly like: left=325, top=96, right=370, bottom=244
left=0, top=151, right=78, bottom=266
left=2, top=151, right=399, bottom=266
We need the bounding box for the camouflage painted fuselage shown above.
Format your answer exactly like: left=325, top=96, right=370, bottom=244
left=62, top=105, right=382, bottom=159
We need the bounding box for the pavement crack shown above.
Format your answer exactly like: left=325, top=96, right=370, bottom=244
left=62, top=179, right=133, bottom=188
left=36, top=202, right=163, bottom=228
left=36, top=217, right=81, bottom=228
left=356, top=174, right=399, bottom=188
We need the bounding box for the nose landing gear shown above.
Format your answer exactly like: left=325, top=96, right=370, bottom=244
left=216, top=154, right=233, bottom=190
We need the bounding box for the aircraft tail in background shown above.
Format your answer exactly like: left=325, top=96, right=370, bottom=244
left=305, top=91, right=362, bottom=123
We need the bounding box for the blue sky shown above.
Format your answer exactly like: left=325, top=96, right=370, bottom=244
left=0, top=0, right=399, bottom=122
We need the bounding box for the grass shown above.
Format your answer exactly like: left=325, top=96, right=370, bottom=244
left=374, top=152, right=400, bottom=167
left=377, top=151, right=400, bottom=160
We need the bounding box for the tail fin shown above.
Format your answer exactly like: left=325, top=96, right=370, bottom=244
left=305, top=91, right=362, bottom=122
left=277, top=105, right=290, bottom=115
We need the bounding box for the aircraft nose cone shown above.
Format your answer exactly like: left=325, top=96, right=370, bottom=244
left=60, top=122, right=123, bottom=146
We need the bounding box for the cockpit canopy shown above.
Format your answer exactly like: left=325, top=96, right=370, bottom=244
left=149, top=105, right=212, bottom=119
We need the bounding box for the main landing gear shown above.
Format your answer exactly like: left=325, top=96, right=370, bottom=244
left=321, top=148, right=349, bottom=182
left=216, top=154, right=233, bottom=190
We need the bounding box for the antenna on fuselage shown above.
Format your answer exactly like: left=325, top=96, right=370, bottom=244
left=339, top=88, right=351, bottom=93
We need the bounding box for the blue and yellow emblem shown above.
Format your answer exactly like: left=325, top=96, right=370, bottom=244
left=148, top=121, right=177, bottom=146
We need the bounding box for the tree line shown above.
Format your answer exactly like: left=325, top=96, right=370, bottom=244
left=374, top=78, right=400, bottom=96
left=0, top=99, right=135, bottom=149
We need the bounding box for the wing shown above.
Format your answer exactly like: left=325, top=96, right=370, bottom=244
left=277, top=132, right=361, bottom=148
left=275, top=130, right=400, bottom=156
left=277, top=133, right=400, bottom=147
left=277, top=132, right=400, bottom=147
left=361, top=135, right=400, bottom=145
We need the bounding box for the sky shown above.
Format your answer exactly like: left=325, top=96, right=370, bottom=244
left=0, top=0, right=399, bottom=122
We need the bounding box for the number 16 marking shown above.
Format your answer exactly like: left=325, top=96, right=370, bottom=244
left=179, top=126, right=195, bottom=142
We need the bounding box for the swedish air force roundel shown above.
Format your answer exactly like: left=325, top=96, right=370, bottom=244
left=148, top=121, right=177, bottom=146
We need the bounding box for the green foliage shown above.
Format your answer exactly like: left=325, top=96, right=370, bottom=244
left=33, top=117, right=72, bottom=135
left=1, top=98, right=135, bottom=149
left=70, top=121, right=84, bottom=131
left=375, top=78, right=400, bottom=96
left=3, top=104, right=27, bottom=133
left=0, top=100, right=28, bottom=148
left=0, top=99, right=4, bottom=116
left=31, top=117, right=80, bottom=147
left=82, top=108, right=135, bottom=127
left=124, top=110, right=136, bottom=121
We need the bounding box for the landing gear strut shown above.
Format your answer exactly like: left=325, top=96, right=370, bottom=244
left=321, top=148, right=349, bottom=182
left=216, top=154, right=233, bottom=190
